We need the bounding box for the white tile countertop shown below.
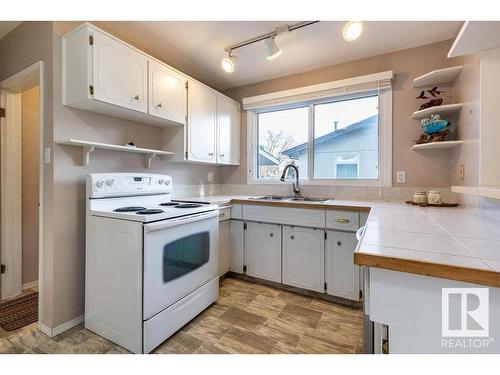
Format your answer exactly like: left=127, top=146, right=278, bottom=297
left=180, top=194, right=500, bottom=287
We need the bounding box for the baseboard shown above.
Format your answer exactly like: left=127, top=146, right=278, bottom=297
left=39, top=315, right=84, bottom=337
left=22, top=280, right=38, bottom=290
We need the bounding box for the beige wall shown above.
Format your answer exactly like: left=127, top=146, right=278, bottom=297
left=21, top=86, right=40, bottom=285
left=221, top=40, right=465, bottom=188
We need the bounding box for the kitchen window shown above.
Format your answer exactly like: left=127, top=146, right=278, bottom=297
left=246, top=72, right=392, bottom=187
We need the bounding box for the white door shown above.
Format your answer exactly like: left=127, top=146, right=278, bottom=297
left=143, top=211, right=219, bottom=320
left=245, top=222, right=281, bottom=283
left=148, top=60, right=187, bottom=124
left=91, top=29, right=148, bottom=113
left=217, top=95, right=240, bottom=165
left=186, top=80, right=217, bottom=162
left=218, top=220, right=230, bottom=276
left=228, top=220, right=244, bottom=273
left=282, top=226, right=324, bottom=293
left=325, top=230, right=360, bottom=301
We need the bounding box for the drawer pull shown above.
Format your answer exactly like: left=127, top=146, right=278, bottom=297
left=270, top=232, right=274, bottom=237
left=335, top=217, right=351, bottom=224
left=290, top=234, right=295, bottom=240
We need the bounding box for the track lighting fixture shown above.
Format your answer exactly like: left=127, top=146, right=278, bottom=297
left=343, top=21, right=363, bottom=42
left=265, top=37, right=282, bottom=60
left=221, top=50, right=237, bottom=73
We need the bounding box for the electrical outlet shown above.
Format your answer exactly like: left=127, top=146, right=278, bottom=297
left=396, top=171, right=406, bottom=184
left=458, top=164, right=465, bottom=181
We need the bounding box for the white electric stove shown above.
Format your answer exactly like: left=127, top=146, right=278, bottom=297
left=85, top=173, right=219, bottom=353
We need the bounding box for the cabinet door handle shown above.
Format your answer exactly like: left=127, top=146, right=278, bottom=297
left=220, top=154, right=225, bottom=158
left=290, top=234, right=295, bottom=240
left=157, top=102, right=163, bottom=108
left=133, top=95, right=140, bottom=101
left=335, top=217, right=351, bottom=224
left=270, top=232, right=274, bottom=237
left=337, top=241, right=342, bottom=246
left=208, top=152, right=214, bottom=157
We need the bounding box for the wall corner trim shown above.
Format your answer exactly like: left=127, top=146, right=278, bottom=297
left=39, top=314, right=84, bottom=337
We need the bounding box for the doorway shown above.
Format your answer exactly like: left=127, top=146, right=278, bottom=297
left=0, top=62, right=44, bottom=336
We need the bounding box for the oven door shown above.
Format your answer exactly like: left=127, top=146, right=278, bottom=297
left=143, top=210, right=219, bottom=320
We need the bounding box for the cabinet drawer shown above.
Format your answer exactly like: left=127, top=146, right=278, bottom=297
left=218, top=207, right=231, bottom=222
left=243, top=205, right=325, bottom=228
left=326, top=210, right=359, bottom=231
left=230, top=204, right=242, bottom=219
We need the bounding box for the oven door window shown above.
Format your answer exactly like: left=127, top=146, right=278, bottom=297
left=163, top=232, right=210, bottom=283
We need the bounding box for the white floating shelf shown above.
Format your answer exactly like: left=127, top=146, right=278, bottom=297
left=411, top=103, right=464, bottom=120
left=412, top=66, right=463, bottom=88
left=451, top=185, right=500, bottom=200
left=57, top=139, right=175, bottom=168
left=412, top=140, right=463, bottom=151
left=448, top=21, right=500, bottom=58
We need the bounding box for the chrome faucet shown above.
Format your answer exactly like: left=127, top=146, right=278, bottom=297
left=280, top=164, right=301, bottom=196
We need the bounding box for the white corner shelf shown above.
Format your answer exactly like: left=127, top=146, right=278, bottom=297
left=57, top=139, right=175, bottom=168
left=448, top=21, right=500, bottom=58
left=412, top=66, right=463, bottom=88
left=411, top=140, right=463, bottom=151
left=411, top=103, right=464, bottom=120
left=451, top=185, right=500, bottom=200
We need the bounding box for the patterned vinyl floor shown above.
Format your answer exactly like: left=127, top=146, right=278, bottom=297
left=0, top=277, right=363, bottom=354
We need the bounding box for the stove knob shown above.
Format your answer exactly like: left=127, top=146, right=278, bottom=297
left=158, top=179, right=165, bottom=185
left=106, top=179, right=114, bottom=187
left=96, top=180, right=105, bottom=188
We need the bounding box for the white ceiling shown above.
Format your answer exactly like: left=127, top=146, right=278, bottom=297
left=0, top=21, right=21, bottom=39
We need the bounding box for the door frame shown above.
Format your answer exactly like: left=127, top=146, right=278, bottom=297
left=0, top=61, right=45, bottom=326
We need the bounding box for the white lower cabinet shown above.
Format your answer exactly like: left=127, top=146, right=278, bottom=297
left=218, top=220, right=230, bottom=276
left=228, top=220, right=245, bottom=273
left=325, top=230, right=360, bottom=301
left=282, top=226, right=325, bottom=293
left=245, top=222, right=282, bottom=283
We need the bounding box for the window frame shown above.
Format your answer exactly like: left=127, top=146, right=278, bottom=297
left=246, top=88, right=392, bottom=187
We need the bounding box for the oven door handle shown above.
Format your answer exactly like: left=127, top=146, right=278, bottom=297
left=144, top=210, right=219, bottom=232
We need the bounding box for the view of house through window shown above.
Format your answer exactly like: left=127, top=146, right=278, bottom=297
left=256, top=94, right=379, bottom=181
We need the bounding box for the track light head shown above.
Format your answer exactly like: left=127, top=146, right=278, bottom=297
left=221, top=51, right=237, bottom=73
left=343, top=21, right=363, bottom=42
left=265, top=37, right=282, bottom=60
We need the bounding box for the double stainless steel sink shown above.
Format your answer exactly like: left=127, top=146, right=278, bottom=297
left=251, top=195, right=331, bottom=203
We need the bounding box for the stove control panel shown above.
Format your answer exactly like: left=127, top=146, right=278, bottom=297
left=87, top=173, right=173, bottom=198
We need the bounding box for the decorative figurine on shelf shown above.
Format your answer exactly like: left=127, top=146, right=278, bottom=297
left=416, top=85, right=444, bottom=110
left=415, top=115, right=451, bottom=144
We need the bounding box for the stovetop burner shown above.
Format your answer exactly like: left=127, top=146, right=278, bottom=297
left=174, top=203, right=203, bottom=209
left=114, top=206, right=147, bottom=212
left=136, top=209, right=164, bottom=215
left=159, top=202, right=180, bottom=206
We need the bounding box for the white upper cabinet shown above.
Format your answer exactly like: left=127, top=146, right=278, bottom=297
left=148, top=59, right=187, bottom=125
left=217, top=95, right=240, bottom=165
left=91, top=29, right=148, bottom=113
left=186, top=79, right=217, bottom=163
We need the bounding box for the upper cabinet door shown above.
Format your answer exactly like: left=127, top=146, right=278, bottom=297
left=187, top=80, right=217, bottom=163
left=91, top=29, right=148, bottom=113
left=148, top=60, right=187, bottom=125
left=217, top=95, right=240, bottom=165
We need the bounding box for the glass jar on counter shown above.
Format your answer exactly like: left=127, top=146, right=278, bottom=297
left=427, top=190, right=441, bottom=204
left=413, top=191, right=428, bottom=204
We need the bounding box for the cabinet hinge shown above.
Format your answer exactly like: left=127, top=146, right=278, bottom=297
left=0, top=107, right=5, bottom=118
left=324, top=232, right=327, bottom=240
left=243, top=222, right=247, bottom=230
left=382, top=339, right=389, bottom=354
left=324, top=282, right=327, bottom=291
left=185, top=151, right=188, bottom=159
left=185, top=81, right=188, bottom=89
left=1, top=264, right=6, bottom=274
left=89, top=34, right=94, bottom=45
left=243, top=265, right=247, bottom=273
left=89, top=85, right=94, bottom=96
left=359, top=290, right=363, bottom=299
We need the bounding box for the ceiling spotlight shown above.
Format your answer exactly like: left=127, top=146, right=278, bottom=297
left=343, top=21, right=363, bottom=42
left=265, top=37, right=282, bottom=60
left=221, top=51, right=237, bottom=73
